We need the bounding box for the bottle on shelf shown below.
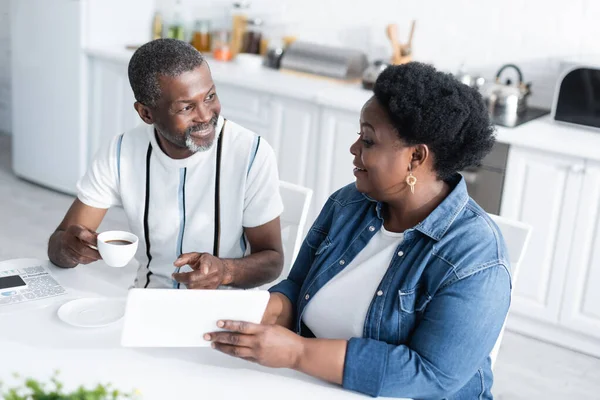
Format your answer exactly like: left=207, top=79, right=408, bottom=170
left=167, top=0, right=186, bottom=41
left=191, top=19, right=212, bottom=53
left=152, top=11, right=163, bottom=40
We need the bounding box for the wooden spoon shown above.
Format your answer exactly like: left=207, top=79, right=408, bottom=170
left=387, top=24, right=402, bottom=64
left=401, top=20, right=416, bottom=57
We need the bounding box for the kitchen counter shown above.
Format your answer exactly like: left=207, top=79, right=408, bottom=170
left=86, top=47, right=340, bottom=102
left=86, top=47, right=600, bottom=162
left=495, top=117, right=600, bottom=161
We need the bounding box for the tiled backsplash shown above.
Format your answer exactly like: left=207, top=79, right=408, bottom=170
left=2, top=0, right=598, bottom=135
left=158, top=0, right=600, bottom=107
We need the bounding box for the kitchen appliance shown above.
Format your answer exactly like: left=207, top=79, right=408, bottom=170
left=362, top=60, right=390, bottom=90
left=279, top=41, right=368, bottom=81
left=10, top=0, right=152, bottom=194
left=485, top=64, right=531, bottom=117
left=484, top=64, right=550, bottom=128
left=552, top=65, right=600, bottom=131
left=461, top=142, right=509, bottom=215
left=263, top=38, right=285, bottom=69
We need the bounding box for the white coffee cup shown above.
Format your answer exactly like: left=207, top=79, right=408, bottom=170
left=97, top=231, right=139, bottom=268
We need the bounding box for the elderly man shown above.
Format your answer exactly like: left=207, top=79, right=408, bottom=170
left=48, top=39, right=284, bottom=289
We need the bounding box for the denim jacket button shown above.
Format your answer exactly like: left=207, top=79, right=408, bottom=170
left=305, top=294, right=310, bottom=300
left=369, top=226, right=375, bottom=232
left=397, top=251, right=404, bottom=257
left=377, top=290, right=384, bottom=296
left=339, top=260, right=345, bottom=265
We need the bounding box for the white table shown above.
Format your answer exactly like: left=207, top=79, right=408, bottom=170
left=0, top=259, right=380, bottom=399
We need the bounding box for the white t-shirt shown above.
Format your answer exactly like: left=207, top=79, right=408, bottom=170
left=77, top=116, right=283, bottom=288
left=302, top=226, right=405, bottom=340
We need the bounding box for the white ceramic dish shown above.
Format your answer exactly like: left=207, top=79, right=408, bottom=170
left=57, top=298, right=125, bottom=328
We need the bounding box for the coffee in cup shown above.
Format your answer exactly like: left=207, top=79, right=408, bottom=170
left=97, top=231, right=139, bottom=268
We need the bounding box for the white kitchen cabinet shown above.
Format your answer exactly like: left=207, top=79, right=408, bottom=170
left=502, top=147, right=600, bottom=357
left=87, top=57, right=139, bottom=160
left=217, top=84, right=321, bottom=195
left=11, top=0, right=152, bottom=194
left=313, top=108, right=360, bottom=218
left=267, top=97, right=320, bottom=189
left=216, top=83, right=271, bottom=137
left=560, top=160, right=600, bottom=339
left=501, top=147, right=584, bottom=324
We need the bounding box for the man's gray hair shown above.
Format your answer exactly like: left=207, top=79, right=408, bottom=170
left=128, top=39, right=205, bottom=107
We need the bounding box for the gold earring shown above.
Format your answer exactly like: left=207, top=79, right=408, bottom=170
left=406, top=166, right=417, bottom=194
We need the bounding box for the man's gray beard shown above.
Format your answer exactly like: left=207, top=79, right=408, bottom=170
left=185, top=135, right=213, bottom=153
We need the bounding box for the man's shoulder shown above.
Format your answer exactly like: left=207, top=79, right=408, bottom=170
left=224, top=119, right=257, bottom=142
left=121, top=123, right=151, bottom=144
left=223, top=118, right=272, bottom=157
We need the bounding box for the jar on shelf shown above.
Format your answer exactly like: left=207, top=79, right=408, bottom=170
left=212, top=29, right=232, bottom=61
left=240, top=17, right=263, bottom=55
left=191, top=19, right=211, bottom=53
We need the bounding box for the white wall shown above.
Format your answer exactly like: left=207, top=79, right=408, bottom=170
left=158, top=0, right=600, bottom=107
left=0, top=0, right=11, bottom=134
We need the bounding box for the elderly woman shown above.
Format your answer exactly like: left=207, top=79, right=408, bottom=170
left=206, top=62, right=510, bottom=399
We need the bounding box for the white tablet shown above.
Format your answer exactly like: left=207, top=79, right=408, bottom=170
left=121, top=288, right=270, bottom=347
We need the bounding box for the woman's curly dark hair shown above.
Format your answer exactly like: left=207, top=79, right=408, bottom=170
left=373, top=62, right=496, bottom=181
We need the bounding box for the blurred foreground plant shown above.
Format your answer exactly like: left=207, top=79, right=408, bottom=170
left=0, top=371, right=141, bottom=400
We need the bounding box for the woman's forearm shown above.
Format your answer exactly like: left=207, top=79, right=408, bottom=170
left=295, top=338, right=348, bottom=385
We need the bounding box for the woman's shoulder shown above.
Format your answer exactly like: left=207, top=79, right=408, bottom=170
left=433, top=198, right=511, bottom=280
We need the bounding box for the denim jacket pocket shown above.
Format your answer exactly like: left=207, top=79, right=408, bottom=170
left=397, top=286, right=432, bottom=342
left=314, top=237, right=332, bottom=256
left=306, top=228, right=331, bottom=255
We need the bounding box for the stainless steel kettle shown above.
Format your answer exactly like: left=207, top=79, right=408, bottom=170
left=484, top=64, right=531, bottom=120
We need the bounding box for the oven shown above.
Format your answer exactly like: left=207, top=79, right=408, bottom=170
left=460, top=142, right=509, bottom=215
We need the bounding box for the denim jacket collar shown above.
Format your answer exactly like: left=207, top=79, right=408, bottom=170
left=365, top=174, right=469, bottom=241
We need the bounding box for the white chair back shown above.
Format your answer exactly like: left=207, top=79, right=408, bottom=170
left=488, top=213, right=532, bottom=369
left=268, top=181, right=312, bottom=287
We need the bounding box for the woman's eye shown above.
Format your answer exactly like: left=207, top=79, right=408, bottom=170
left=357, top=132, right=373, bottom=146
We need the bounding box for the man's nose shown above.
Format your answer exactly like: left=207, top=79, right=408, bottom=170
left=193, top=104, right=212, bottom=123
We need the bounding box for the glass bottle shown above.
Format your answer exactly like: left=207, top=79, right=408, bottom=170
left=241, top=18, right=263, bottom=55
left=191, top=20, right=212, bottom=53
left=230, top=1, right=250, bottom=57
left=212, top=29, right=233, bottom=61
left=167, top=0, right=185, bottom=40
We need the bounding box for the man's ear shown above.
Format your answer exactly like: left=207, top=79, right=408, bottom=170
left=134, top=102, right=154, bottom=125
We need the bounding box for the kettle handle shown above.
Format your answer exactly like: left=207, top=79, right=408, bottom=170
left=495, top=64, right=524, bottom=85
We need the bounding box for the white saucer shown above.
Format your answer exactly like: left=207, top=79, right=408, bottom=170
left=57, top=298, right=125, bottom=328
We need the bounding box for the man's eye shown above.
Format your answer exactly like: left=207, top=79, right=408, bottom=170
left=180, top=105, right=193, bottom=113
left=206, top=93, right=216, bottom=101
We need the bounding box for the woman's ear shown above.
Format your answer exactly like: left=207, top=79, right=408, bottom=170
left=134, top=102, right=155, bottom=125
left=411, top=144, right=430, bottom=169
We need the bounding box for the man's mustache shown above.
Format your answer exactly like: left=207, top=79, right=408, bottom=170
left=186, top=114, right=219, bottom=135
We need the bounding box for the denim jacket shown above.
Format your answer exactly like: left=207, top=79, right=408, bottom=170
left=270, top=175, right=511, bottom=399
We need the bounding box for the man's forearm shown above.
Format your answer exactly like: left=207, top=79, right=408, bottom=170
left=223, top=249, right=283, bottom=289
left=48, top=230, right=76, bottom=269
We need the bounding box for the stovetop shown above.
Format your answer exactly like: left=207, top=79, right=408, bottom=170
left=490, top=107, right=551, bottom=128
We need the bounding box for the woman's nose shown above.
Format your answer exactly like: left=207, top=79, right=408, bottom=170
left=350, top=137, right=361, bottom=156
